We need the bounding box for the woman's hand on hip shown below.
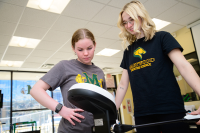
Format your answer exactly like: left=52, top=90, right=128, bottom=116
left=59, top=106, right=85, bottom=125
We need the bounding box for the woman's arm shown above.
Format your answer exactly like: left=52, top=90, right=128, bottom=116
left=30, top=79, right=57, bottom=111
left=30, top=79, right=84, bottom=125
left=115, top=69, right=130, bottom=110
left=168, top=48, right=200, bottom=124
left=168, top=49, right=200, bottom=96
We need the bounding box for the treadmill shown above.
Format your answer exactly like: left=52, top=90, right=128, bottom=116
left=68, top=83, right=200, bottom=133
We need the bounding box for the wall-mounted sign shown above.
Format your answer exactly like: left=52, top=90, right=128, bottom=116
left=126, top=99, right=133, bottom=114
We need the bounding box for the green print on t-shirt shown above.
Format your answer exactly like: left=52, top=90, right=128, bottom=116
left=83, top=72, right=100, bottom=87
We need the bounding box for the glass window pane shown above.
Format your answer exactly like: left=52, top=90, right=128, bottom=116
left=53, top=87, right=63, bottom=104
left=0, top=72, right=11, bottom=133
left=12, top=110, right=52, bottom=133
left=53, top=116, right=62, bottom=133
left=12, top=72, right=50, bottom=110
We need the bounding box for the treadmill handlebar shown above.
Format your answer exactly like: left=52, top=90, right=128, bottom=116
left=111, top=116, right=200, bottom=133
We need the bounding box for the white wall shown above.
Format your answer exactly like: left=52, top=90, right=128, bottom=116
left=191, top=22, right=200, bottom=64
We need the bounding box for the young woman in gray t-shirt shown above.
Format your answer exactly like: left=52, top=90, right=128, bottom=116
left=30, top=28, right=107, bottom=133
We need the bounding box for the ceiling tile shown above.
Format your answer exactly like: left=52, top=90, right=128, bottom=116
left=108, top=0, right=148, bottom=8
left=95, top=37, right=116, bottom=48
left=93, top=61, right=120, bottom=68
left=175, top=9, right=200, bottom=26
left=94, top=47, right=104, bottom=55
left=45, top=58, right=62, bottom=65
left=58, top=41, right=74, bottom=53
left=19, top=8, right=59, bottom=28
left=84, top=22, right=112, bottom=36
left=0, top=35, right=12, bottom=46
left=0, top=53, right=2, bottom=59
left=14, top=24, right=48, bottom=39
left=25, top=56, right=48, bottom=63
left=100, top=26, right=121, bottom=40
left=30, top=49, right=55, bottom=58
left=6, top=46, right=33, bottom=55
left=108, top=40, right=123, bottom=50
left=0, top=66, right=19, bottom=70
left=43, top=30, right=72, bottom=43
left=0, top=2, right=24, bottom=23
left=62, top=0, right=104, bottom=20
left=0, top=45, right=7, bottom=54
left=178, top=0, right=200, bottom=8
left=157, top=2, right=197, bottom=23
left=0, top=21, right=17, bottom=36
left=91, top=6, right=121, bottom=25
left=0, top=0, right=199, bottom=73
left=161, top=23, right=184, bottom=33
left=51, top=16, right=88, bottom=33
left=0, top=0, right=28, bottom=7
left=92, top=55, right=109, bottom=62
left=21, top=62, right=42, bottom=68
left=91, top=0, right=110, bottom=4
left=51, top=52, right=74, bottom=59
left=68, top=55, right=77, bottom=60
left=109, top=57, right=122, bottom=64
left=112, top=50, right=123, bottom=58
left=3, top=54, right=26, bottom=61
left=144, top=0, right=178, bottom=18
left=93, top=56, right=121, bottom=64
left=36, top=41, right=64, bottom=51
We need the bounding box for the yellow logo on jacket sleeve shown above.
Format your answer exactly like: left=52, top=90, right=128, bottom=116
left=134, top=47, right=146, bottom=60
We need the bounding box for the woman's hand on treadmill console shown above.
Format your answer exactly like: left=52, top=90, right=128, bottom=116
left=189, top=107, right=200, bottom=125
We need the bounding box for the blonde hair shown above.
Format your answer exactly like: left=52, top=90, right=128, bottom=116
left=117, top=1, right=156, bottom=49
left=71, top=28, right=96, bottom=48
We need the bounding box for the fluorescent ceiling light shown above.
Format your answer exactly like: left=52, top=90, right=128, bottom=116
left=19, top=38, right=29, bottom=47
left=39, top=0, right=54, bottom=10
left=96, top=48, right=120, bottom=56
left=9, top=36, right=40, bottom=48
left=27, top=0, right=70, bottom=14
left=102, top=67, right=113, bottom=72
left=0, top=60, right=23, bottom=67
left=152, top=18, right=171, bottom=30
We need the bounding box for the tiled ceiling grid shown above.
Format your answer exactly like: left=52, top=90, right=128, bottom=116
left=0, top=0, right=199, bottom=75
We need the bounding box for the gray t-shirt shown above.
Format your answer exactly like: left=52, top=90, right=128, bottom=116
left=41, top=59, right=106, bottom=133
